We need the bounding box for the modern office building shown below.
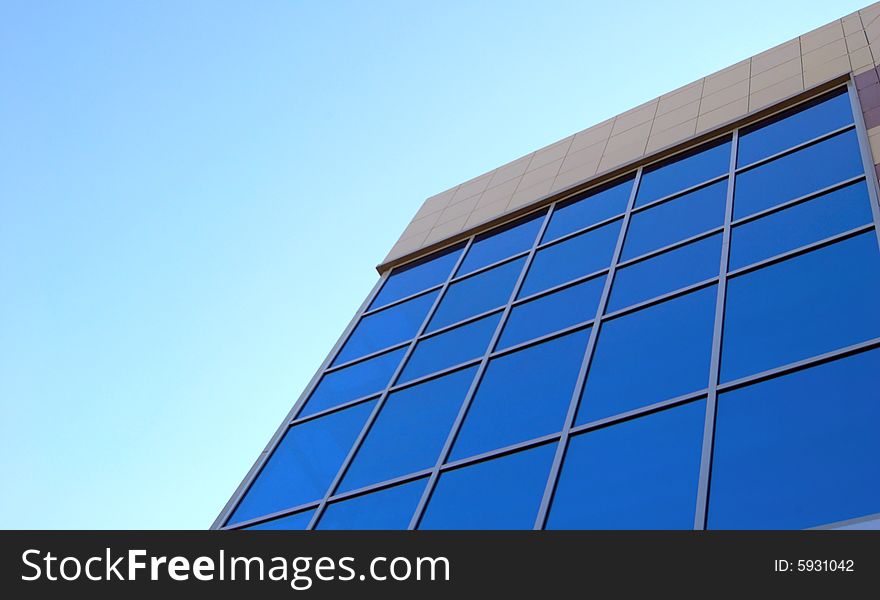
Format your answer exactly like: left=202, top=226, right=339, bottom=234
left=215, top=3, right=880, bottom=530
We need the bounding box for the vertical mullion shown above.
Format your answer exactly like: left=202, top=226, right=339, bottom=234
left=532, top=168, right=643, bottom=530
left=693, top=129, right=739, bottom=530
left=305, top=238, right=474, bottom=530
left=846, top=77, right=880, bottom=252
left=407, top=207, right=555, bottom=530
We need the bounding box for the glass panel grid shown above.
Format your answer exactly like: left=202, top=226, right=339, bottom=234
left=222, top=83, right=880, bottom=531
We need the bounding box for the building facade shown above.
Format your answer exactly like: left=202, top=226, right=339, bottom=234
left=215, top=4, right=880, bottom=530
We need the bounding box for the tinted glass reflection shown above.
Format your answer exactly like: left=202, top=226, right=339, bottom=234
left=543, top=177, right=633, bottom=243
left=710, top=349, right=880, bottom=529
left=733, top=129, right=863, bottom=219
left=340, top=367, right=477, bottom=492
left=729, top=181, right=872, bottom=270
left=302, top=347, right=404, bottom=417
left=334, top=290, right=437, bottom=365
left=429, top=257, right=525, bottom=331
left=371, top=245, right=462, bottom=310
left=419, top=443, right=556, bottom=530
left=721, top=232, right=880, bottom=382
left=520, top=219, right=620, bottom=297
left=548, top=400, right=705, bottom=529
left=636, top=138, right=731, bottom=206
left=228, top=401, right=375, bottom=525
left=499, top=276, right=604, bottom=349
left=451, top=329, right=590, bottom=460
left=457, top=213, right=544, bottom=276
left=578, top=287, right=715, bottom=424
left=401, top=313, right=500, bottom=382
left=317, top=479, right=427, bottom=530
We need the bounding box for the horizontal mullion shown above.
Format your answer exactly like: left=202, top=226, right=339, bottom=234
left=535, top=212, right=626, bottom=250
left=223, top=499, right=323, bottom=530
left=716, top=336, right=880, bottom=394
left=570, top=389, right=709, bottom=437
left=631, top=173, right=729, bottom=214
left=290, top=393, right=381, bottom=426
left=512, top=267, right=610, bottom=306
left=730, top=174, right=867, bottom=227
left=389, top=357, right=484, bottom=393
left=361, top=285, right=443, bottom=318
left=420, top=306, right=505, bottom=339
left=440, top=431, right=563, bottom=472
left=490, top=320, right=595, bottom=358
left=727, top=223, right=875, bottom=279
left=602, top=276, right=719, bottom=321
left=616, top=226, right=724, bottom=269
left=449, top=250, right=530, bottom=283
left=325, top=340, right=411, bottom=374
left=734, top=122, right=856, bottom=174
left=325, top=469, right=434, bottom=505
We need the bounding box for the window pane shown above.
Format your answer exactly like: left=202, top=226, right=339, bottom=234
left=710, top=349, right=880, bottom=529
left=721, top=232, right=880, bottom=382
left=451, top=329, right=590, bottom=460
left=371, top=244, right=463, bottom=310
left=548, top=400, right=705, bottom=529
left=499, top=276, right=605, bottom=349
left=542, top=177, right=634, bottom=243
left=428, top=257, right=525, bottom=331
left=228, top=400, right=375, bottom=525
left=244, top=510, right=315, bottom=530
left=520, top=219, right=620, bottom=297
left=317, top=479, right=427, bottom=530
left=608, top=234, right=721, bottom=312
left=334, top=290, right=437, bottom=365
left=578, top=287, right=715, bottom=424
left=301, top=347, right=404, bottom=417
left=636, top=138, right=731, bottom=206
left=622, top=179, right=727, bottom=260
left=733, top=129, right=863, bottom=219
left=340, top=367, right=477, bottom=492
left=457, top=212, right=544, bottom=276
left=729, top=180, right=873, bottom=270
left=737, top=89, right=853, bottom=167
left=400, top=313, right=500, bottom=383
left=419, top=443, right=556, bottom=530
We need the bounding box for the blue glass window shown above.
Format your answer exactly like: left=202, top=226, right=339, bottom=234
left=334, top=290, right=437, bottom=365
left=371, top=244, right=462, bottom=310
left=737, top=89, right=853, bottom=167
left=721, top=232, right=880, bottom=382
left=228, top=400, right=375, bottom=525
left=499, top=276, right=604, bottom=349
left=340, top=367, right=477, bottom=492
left=317, top=479, right=427, bottom=530
left=709, top=349, right=880, bottom=529
left=400, top=313, right=500, bottom=383
left=622, top=179, right=727, bottom=260
left=729, top=180, right=872, bottom=270
left=578, top=287, right=715, bottom=424
left=542, top=177, right=634, bottom=243
left=636, top=138, right=731, bottom=206
left=608, top=234, right=721, bottom=312
left=548, top=400, right=705, bottom=529
left=301, top=347, right=404, bottom=417
left=419, top=443, right=556, bottom=529
left=451, top=329, right=590, bottom=460
left=244, top=509, right=316, bottom=530
left=733, top=129, right=864, bottom=219
left=428, top=257, right=525, bottom=331
left=520, top=219, right=620, bottom=297
left=457, top=212, right=544, bottom=276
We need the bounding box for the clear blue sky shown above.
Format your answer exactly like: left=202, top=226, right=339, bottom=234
left=0, top=1, right=865, bottom=529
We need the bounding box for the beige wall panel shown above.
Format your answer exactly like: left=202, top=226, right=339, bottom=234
left=382, top=2, right=880, bottom=268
